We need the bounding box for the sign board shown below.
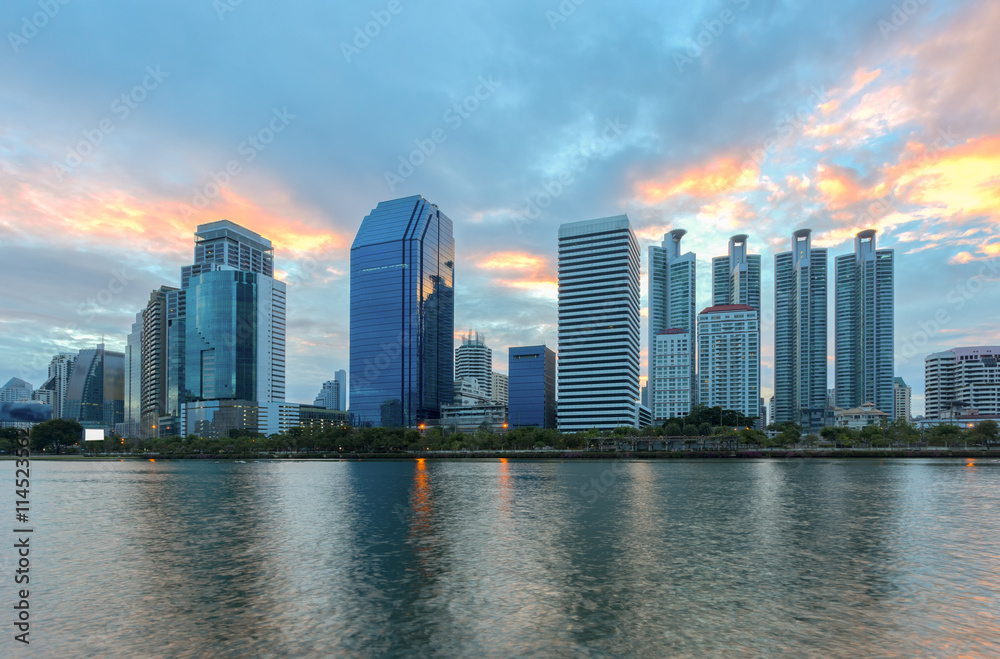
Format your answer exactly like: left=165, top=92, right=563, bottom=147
left=84, top=428, right=105, bottom=442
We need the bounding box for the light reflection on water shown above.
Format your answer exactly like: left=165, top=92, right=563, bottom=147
left=13, top=459, right=1000, bottom=657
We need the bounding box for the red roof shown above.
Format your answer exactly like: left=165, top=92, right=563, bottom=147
left=699, top=304, right=755, bottom=314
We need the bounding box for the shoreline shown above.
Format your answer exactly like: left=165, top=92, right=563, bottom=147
left=5, top=448, right=999, bottom=461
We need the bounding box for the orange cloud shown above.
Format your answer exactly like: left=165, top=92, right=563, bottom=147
left=637, top=157, right=759, bottom=203
left=476, top=251, right=556, bottom=299
left=1, top=177, right=346, bottom=264
left=885, top=135, right=1000, bottom=220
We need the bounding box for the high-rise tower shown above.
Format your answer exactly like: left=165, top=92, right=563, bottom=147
left=774, top=229, right=828, bottom=431
left=647, top=229, right=697, bottom=420
left=350, top=196, right=455, bottom=427
left=834, top=229, right=894, bottom=416
left=557, top=215, right=641, bottom=431
left=712, top=234, right=761, bottom=311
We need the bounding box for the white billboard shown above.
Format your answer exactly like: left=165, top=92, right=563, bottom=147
left=84, top=428, right=105, bottom=442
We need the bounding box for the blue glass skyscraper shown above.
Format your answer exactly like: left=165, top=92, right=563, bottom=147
left=508, top=345, right=556, bottom=428
left=350, top=196, right=455, bottom=428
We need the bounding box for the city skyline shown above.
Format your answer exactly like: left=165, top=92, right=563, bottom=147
left=3, top=2, right=1000, bottom=416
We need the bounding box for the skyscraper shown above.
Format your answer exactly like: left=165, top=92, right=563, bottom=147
left=712, top=234, right=761, bottom=311
left=41, top=353, right=76, bottom=419
left=455, top=330, right=492, bottom=400
left=774, top=229, right=828, bottom=431
left=647, top=229, right=697, bottom=420
left=508, top=345, right=556, bottom=428
left=652, top=329, right=693, bottom=419
left=123, top=313, right=143, bottom=437
left=350, top=195, right=455, bottom=427
left=697, top=305, right=760, bottom=419
left=491, top=371, right=508, bottom=405
left=64, top=344, right=125, bottom=431
left=0, top=378, right=33, bottom=403
left=140, top=286, right=178, bottom=438
left=177, top=221, right=287, bottom=437
left=313, top=379, right=342, bottom=409
left=835, top=229, right=894, bottom=416
left=557, top=215, right=641, bottom=431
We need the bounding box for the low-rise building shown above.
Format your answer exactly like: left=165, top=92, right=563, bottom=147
left=834, top=402, right=888, bottom=430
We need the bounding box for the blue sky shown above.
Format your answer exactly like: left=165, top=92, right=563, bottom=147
left=2, top=0, right=999, bottom=414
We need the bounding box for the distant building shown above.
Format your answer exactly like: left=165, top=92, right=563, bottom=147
left=834, top=402, right=889, bottom=430
left=698, top=305, right=760, bottom=420
left=0, top=378, right=33, bottom=403
left=456, top=331, right=492, bottom=400
left=924, top=346, right=1000, bottom=419
left=557, top=215, right=641, bottom=431
left=64, top=344, right=125, bottom=431
left=334, top=369, right=347, bottom=410
left=182, top=399, right=258, bottom=439
left=440, top=403, right=507, bottom=435
left=894, top=377, right=912, bottom=421
left=259, top=402, right=349, bottom=436
left=651, top=329, right=693, bottom=420
left=648, top=229, right=697, bottom=421
left=508, top=345, right=556, bottom=429
left=835, top=229, right=894, bottom=417
left=141, top=286, right=177, bottom=439
left=313, top=379, right=344, bottom=410
left=40, top=353, right=76, bottom=419
left=491, top=372, right=508, bottom=405
left=123, top=313, right=143, bottom=438
left=350, top=196, right=454, bottom=427
left=774, top=229, right=828, bottom=432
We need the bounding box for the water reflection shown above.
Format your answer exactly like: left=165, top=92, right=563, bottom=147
left=16, top=459, right=1000, bottom=657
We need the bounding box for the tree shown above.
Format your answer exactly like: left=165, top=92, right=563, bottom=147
left=30, top=419, right=84, bottom=453
left=971, top=420, right=998, bottom=447
left=929, top=424, right=962, bottom=447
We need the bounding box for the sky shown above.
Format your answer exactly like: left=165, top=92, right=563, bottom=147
left=1, top=0, right=998, bottom=416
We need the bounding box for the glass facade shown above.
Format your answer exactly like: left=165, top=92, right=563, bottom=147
left=350, top=196, right=454, bottom=428
left=64, top=345, right=125, bottom=430
left=185, top=270, right=260, bottom=401
left=508, top=345, right=556, bottom=428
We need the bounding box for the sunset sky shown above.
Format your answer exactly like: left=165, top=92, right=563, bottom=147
left=2, top=0, right=998, bottom=415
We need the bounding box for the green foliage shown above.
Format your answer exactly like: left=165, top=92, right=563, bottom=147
left=30, top=418, right=84, bottom=453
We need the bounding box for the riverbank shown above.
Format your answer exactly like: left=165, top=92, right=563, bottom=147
left=6, top=448, right=1000, bottom=461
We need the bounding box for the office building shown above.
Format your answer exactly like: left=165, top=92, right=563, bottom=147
left=123, top=313, right=143, bottom=438
left=64, top=343, right=125, bottom=431
left=259, top=402, right=350, bottom=436
left=894, top=377, right=912, bottom=421
left=924, top=346, right=1000, bottom=419
left=440, top=403, right=508, bottom=435
left=175, top=221, right=287, bottom=437
left=40, top=353, right=76, bottom=419
left=773, top=229, right=828, bottom=431
left=491, top=371, right=508, bottom=405
left=651, top=329, right=693, bottom=420
left=334, top=369, right=347, bottom=410
left=835, top=229, right=894, bottom=416
left=313, top=379, right=344, bottom=410
left=141, top=286, right=177, bottom=438
left=350, top=195, right=455, bottom=427
left=557, top=215, right=641, bottom=431
left=697, top=305, right=760, bottom=420
left=712, top=234, right=761, bottom=311
left=647, top=229, right=697, bottom=420
left=508, top=345, right=556, bottom=428
left=456, top=331, right=492, bottom=400
left=0, top=377, right=33, bottom=403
